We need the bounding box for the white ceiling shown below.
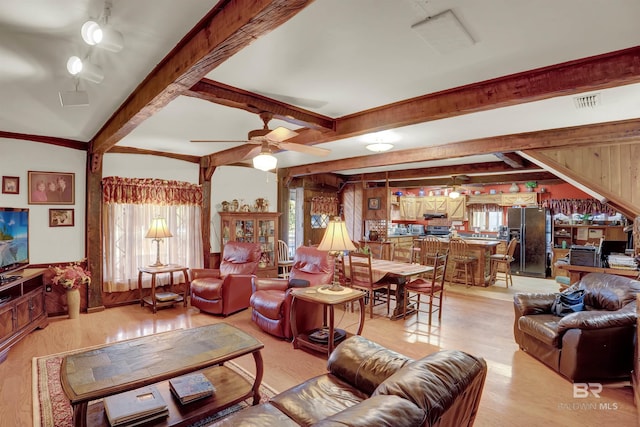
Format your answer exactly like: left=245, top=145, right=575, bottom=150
left=2, top=0, right=640, bottom=176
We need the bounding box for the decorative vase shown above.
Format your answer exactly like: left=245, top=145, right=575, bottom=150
left=66, top=288, right=80, bottom=319
left=509, top=183, right=519, bottom=193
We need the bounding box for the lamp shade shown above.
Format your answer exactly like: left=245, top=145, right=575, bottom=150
left=449, top=190, right=461, bottom=199
left=253, top=152, right=277, bottom=171
left=318, top=217, right=356, bottom=252
left=145, top=217, right=173, bottom=239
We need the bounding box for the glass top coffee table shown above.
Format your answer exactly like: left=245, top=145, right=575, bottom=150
left=60, top=323, right=264, bottom=427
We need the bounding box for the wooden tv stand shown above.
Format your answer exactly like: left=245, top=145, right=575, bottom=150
left=0, top=268, right=48, bottom=363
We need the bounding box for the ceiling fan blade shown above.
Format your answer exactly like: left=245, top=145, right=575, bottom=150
left=277, top=141, right=330, bottom=157
left=190, top=139, right=259, bottom=144
left=266, top=127, right=298, bottom=142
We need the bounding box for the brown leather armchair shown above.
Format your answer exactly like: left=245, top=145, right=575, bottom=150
left=250, top=246, right=334, bottom=339
left=190, top=241, right=261, bottom=316
left=514, top=272, right=640, bottom=382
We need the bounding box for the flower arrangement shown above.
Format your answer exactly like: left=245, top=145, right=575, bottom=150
left=51, top=261, right=91, bottom=290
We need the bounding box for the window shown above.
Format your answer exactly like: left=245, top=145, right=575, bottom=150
left=469, top=204, right=503, bottom=231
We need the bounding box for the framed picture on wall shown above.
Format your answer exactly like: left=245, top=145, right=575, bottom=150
left=49, top=209, right=74, bottom=227
left=368, top=197, right=381, bottom=210
left=2, top=176, right=19, bottom=194
left=28, top=171, right=75, bottom=205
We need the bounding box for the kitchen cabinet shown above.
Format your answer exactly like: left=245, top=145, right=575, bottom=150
left=399, top=196, right=417, bottom=220
left=220, top=212, right=281, bottom=278
left=447, top=197, right=466, bottom=220
left=402, top=195, right=447, bottom=219
left=500, top=193, right=537, bottom=206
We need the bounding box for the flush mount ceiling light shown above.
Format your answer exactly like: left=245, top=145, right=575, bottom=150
left=81, top=1, right=124, bottom=52
left=66, top=56, right=104, bottom=84
left=363, top=130, right=400, bottom=152
left=253, top=143, right=277, bottom=171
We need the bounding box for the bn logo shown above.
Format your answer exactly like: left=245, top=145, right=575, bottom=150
left=573, top=383, right=602, bottom=398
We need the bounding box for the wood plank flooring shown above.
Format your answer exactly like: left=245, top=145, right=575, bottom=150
left=0, top=276, right=636, bottom=426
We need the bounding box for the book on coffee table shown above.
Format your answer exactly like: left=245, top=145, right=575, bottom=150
left=155, top=292, right=180, bottom=302
left=169, top=372, right=216, bottom=405
left=103, top=385, right=168, bottom=426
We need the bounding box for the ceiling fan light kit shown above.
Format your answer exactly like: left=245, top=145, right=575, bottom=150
left=253, top=143, right=278, bottom=171
left=366, top=142, right=394, bottom=152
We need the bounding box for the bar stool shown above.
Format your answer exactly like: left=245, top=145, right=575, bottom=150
left=411, top=238, right=423, bottom=264
left=448, top=237, right=477, bottom=287
left=490, top=238, right=517, bottom=287
left=420, top=236, right=442, bottom=266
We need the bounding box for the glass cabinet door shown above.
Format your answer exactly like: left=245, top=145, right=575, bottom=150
left=258, top=219, right=276, bottom=267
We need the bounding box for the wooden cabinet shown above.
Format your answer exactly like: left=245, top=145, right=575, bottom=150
left=220, top=212, right=281, bottom=278
left=0, top=268, right=48, bottom=363
left=399, top=196, right=417, bottom=220
left=500, top=193, right=538, bottom=206
left=402, top=196, right=447, bottom=219
left=447, top=197, right=466, bottom=220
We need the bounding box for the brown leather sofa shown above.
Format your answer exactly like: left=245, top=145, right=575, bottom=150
left=211, top=335, right=487, bottom=427
left=190, top=241, right=261, bottom=316
left=250, top=246, right=333, bottom=339
left=514, top=272, right=640, bottom=382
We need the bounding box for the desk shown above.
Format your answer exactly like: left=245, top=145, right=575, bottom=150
left=555, top=263, right=639, bottom=284
left=290, top=286, right=365, bottom=357
left=344, top=258, right=432, bottom=320
left=60, top=323, right=264, bottom=427
left=137, top=264, right=189, bottom=313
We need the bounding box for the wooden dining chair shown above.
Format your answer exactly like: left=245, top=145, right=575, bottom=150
left=348, top=251, right=391, bottom=319
left=448, top=237, right=477, bottom=287
left=420, top=236, right=442, bottom=266
left=277, top=240, right=294, bottom=279
left=404, top=249, right=449, bottom=324
left=490, top=238, right=518, bottom=287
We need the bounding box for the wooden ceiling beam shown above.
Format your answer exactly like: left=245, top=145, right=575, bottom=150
left=108, top=146, right=200, bottom=163
left=384, top=171, right=558, bottom=188
left=185, top=79, right=335, bottom=131
left=285, top=117, right=640, bottom=177
left=90, top=0, right=316, bottom=156
left=494, top=152, right=526, bottom=168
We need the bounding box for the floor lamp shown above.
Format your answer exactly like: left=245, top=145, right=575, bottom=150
left=145, top=217, right=173, bottom=267
left=317, top=217, right=356, bottom=292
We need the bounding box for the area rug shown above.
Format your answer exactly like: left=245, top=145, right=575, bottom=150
left=33, top=348, right=277, bottom=427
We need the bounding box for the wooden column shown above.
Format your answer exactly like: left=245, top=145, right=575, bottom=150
left=200, top=161, right=215, bottom=269
left=86, top=153, right=105, bottom=312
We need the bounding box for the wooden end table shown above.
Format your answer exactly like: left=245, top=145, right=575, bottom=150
left=137, top=264, right=189, bottom=313
left=290, top=285, right=365, bottom=357
left=60, top=323, right=264, bottom=427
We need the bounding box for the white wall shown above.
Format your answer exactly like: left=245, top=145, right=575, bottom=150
left=210, top=166, right=277, bottom=252
left=0, top=142, right=277, bottom=264
left=0, top=138, right=87, bottom=264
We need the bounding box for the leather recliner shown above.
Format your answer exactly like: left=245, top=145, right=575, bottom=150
left=190, top=241, right=261, bottom=316
left=250, top=246, right=334, bottom=339
left=513, top=272, right=640, bottom=382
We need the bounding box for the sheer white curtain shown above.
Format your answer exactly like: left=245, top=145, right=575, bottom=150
left=102, top=177, right=204, bottom=292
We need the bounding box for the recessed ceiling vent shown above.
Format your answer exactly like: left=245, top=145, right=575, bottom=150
left=573, top=93, right=601, bottom=109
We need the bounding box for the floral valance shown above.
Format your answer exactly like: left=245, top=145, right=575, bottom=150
left=102, top=177, right=203, bottom=206
left=311, top=196, right=339, bottom=216
left=547, top=198, right=617, bottom=216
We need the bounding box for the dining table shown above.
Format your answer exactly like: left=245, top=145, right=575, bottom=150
left=343, top=257, right=433, bottom=320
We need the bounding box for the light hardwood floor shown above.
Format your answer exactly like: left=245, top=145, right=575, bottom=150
left=0, top=276, right=636, bottom=426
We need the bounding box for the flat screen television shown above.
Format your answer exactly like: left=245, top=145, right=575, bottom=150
left=0, top=207, right=29, bottom=275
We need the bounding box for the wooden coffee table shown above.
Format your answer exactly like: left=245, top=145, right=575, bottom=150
left=60, top=323, right=264, bottom=427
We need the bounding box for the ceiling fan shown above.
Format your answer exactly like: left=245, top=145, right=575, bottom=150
left=445, top=175, right=470, bottom=198
left=190, top=112, right=331, bottom=163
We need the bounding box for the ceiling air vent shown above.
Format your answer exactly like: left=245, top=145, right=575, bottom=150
left=573, top=93, right=601, bottom=109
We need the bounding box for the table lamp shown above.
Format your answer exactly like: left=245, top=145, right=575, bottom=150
left=145, top=217, right=173, bottom=267
left=317, top=217, right=356, bottom=292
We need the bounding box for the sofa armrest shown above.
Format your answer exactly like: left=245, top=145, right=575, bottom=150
left=558, top=304, right=637, bottom=333
left=513, top=293, right=556, bottom=316
left=191, top=268, right=221, bottom=280
left=251, top=277, right=289, bottom=293
left=327, top=336, right=412, bottom=395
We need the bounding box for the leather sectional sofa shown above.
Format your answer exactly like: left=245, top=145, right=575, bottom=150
left=513, top=272, right=640, bottom=382
left=212, top=335, right=487, bottom=427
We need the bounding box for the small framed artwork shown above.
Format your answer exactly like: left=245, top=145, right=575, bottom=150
left=49, top=209, right=74, bottom=227
left=368, top=197, right=381, bottom=210
left=2, top=176, right=19, bottom=194
left=28, top=171, right=75, bottom=205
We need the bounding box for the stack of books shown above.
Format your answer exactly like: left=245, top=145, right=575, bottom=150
left=169, top=372, right=215, bottom=405
left=155, top=292, right=180, bottom=302
left=103, top=385, right=168, bottom=426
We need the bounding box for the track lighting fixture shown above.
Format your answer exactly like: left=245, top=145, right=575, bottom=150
left=81, top=1, right=124, bottom=52
left=66, top=56, right=104, bottom=84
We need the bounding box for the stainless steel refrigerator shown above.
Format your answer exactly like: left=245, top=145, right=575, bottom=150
left=507, top=207, right=551, bottom=278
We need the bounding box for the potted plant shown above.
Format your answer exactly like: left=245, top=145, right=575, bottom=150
left=524, top=181, right=537, bottom=192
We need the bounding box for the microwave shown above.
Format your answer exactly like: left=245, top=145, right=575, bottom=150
left=409, top=224, right=425, bottom=235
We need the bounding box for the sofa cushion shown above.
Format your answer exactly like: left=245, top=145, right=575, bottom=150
left=578, top=273, right=640, bottom=310
left=269, top=374, right=369, bottom=425
left=190, top=279, right=222, bottom=300
left=250, top=290, right=286, bottom=320
left=313, top=395, right=426, bottom=427
left=210, top=402, right=299, bottom=427
left=372, top=349, right=487, bottom=423
left=517, top=314, right=561, bottom=346
left=327, top=335, right=412, bottom=395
